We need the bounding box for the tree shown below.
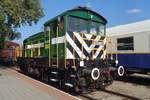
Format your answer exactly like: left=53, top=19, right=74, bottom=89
left=0, top=0, right=44, bottom=41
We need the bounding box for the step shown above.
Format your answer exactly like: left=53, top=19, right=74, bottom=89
left=52, top=65, right=58, bottom=67
left=50, top=78, right=58, bottom=82
left=51, top=71, right=58, bottom=74
left=65, top=83, right=73, bottom=87
left=70, top=74, right=76, bottom=78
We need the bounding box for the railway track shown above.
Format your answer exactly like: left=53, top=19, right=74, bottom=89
left=78, top=89, right=141, bottom=100
left=77, top=74, right=150, bottom=100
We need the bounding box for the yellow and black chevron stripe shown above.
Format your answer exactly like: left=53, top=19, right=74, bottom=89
left=66, top=32, right=106, bottom=59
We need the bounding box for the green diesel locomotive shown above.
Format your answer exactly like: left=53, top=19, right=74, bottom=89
left=18, top=6, right=115, bottom=92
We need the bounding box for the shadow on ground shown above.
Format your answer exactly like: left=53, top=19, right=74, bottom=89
left=0, top=63, right=16, bottom=69
left=117, top=74, right=150, bottom=87
left=0, top=64, right=17, bottom=77
left=102, top=89, right=141, bottom=100
left=80, top=89, right=142, bottom=100
left=0, top=65, right=8, bottom=70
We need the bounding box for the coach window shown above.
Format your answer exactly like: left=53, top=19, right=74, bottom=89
left=117, top=37, right=134, bottom=50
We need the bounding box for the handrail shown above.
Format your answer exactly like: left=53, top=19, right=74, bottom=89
left=82, top=38, right=104, bottom=42
left=64, top=35, right=67, bottom=69
left=48, top=29, right=51, bottom=66
left=81, top=33, right=84, bottom=61
left=38, top=41, right=41, bottom=56
left=80, top=33, right=105, bottom=60
left=56, top=26, right=59, bottom=68
left=73, top=33, right=75, bottom=65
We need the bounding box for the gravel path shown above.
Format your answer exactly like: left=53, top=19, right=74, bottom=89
left=78, top=74, right=150, bottom=100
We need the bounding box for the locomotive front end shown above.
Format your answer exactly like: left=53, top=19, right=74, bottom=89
left=63, top=8, right=114, bottom=92
left=65, top=32, right=113, bottom=92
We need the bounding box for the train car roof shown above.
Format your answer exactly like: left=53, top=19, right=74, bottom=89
left=23, top=32, right=44, bottom=43
left=2, top=41, right=19, bottom=47
left=107, top=19, right=150, bottom=36
left=44, top=6, right=107, bottom=26
left=28, top=32, right=44, bottom=39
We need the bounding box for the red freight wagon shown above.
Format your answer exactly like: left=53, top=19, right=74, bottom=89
left=0, top=41, right=19, bottom=66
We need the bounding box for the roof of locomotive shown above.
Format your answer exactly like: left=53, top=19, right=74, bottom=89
left=44, top=6, right=107, bottom=26
left=23, top=7, right=107, bottom=44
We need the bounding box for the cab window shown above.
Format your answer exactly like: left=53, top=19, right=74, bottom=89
left=68, top=16, right=88, bottom=33
left=67, top=16, right=105, bottom=36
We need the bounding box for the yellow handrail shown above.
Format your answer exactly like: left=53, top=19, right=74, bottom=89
left=92, top=39, right=94, bottom=61
left=48, top=29, right=51, bottom=66
left=38, top=41, right=41, bottom=56
left=64, top=35, right=67, bottom=69
left=81, top=33, right=106, bottom=60
left=73, top=33, right=76, bottom=67
left=82, top=38, right=103, bottom=42
left=56, top=26, right=59, bottom=68
left=31, top=43, right=33, bottom=57
left=81, top=33, right=84, bottom=61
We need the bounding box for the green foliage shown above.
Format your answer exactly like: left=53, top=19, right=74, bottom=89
left=0, top=0, right=44, bottom=40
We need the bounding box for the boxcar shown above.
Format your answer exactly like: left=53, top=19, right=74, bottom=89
left=17, top=6, right=116, bottom=93
left=107, top=20, right=150, bottom=76
left=0, top=41, right=19, bottom=65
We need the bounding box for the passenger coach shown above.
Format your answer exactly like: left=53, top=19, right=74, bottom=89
left=107, top=20, right=150, bottom=76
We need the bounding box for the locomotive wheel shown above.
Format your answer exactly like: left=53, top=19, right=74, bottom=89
left=117, top=66, right=125, bottom=76
left=91, top=68, right=100, bottom=80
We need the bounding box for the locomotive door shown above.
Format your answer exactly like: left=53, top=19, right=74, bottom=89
left=51, top=17, right=64, bottom=68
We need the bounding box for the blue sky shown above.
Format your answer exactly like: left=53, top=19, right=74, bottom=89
left=15, top=0, right=150, bottom=43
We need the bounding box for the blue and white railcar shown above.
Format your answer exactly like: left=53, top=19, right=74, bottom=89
left=107, top=20, right=150, bottom=76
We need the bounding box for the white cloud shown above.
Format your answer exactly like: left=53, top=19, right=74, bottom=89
left=85, top=2, right=92, bottom=8
left=126, top=8, right=142, bottom=14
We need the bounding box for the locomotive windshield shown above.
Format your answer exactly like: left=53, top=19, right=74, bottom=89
left=68, top=16, right=105, bottom=36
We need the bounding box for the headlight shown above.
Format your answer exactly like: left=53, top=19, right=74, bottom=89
left=86, top=57, right=89, bottom=60
left=110, top=56, right=113, bottom=60
left=115, top=60, right=119, bottom=65
left=80, top=61, right=84, bottom=67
